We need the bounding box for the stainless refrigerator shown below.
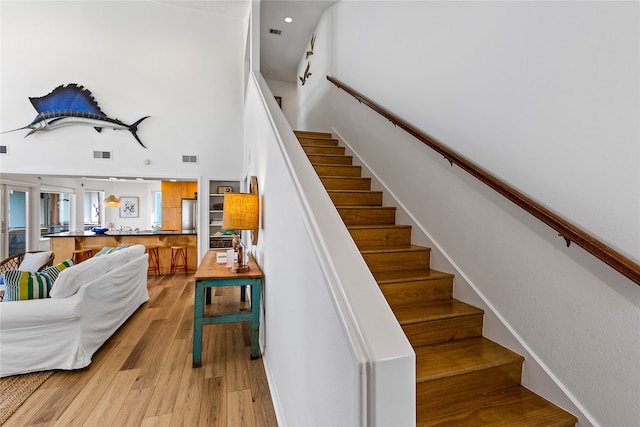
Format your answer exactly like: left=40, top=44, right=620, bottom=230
left=181, top=198, right=197, bottom=232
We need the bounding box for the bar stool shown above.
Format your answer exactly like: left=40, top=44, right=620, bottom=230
left=146, top=245, right=160, bottom=276
left=170, top=245, right=188, bottom=275
left=72, top=248, right=93, bottom=264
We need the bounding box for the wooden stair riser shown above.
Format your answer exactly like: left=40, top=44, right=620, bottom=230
left=314, top=164, right=362, bottom=177
left=321, top=177, right=372, bottom=191
left=303, top=145, right=346, bottom=156
left=329, top=191, right=383, bottom=207
left=417, top=362, right=524, bottom=411
left=337, top=207, right=396, bottom=226
left=363, top=248, right=431, bottom=273
left=401, top=315, right=484, bottom=347
left=308, top=154, right=353, bottom=165
left=294, top=131, right=333, bottom=139
left=298, top=138, right=340, bottom=147
left=349, top=225, right=412, bottom=249
left=380, top=279, right=453, bottom=305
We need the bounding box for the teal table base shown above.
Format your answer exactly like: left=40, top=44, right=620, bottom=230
left=193, top=277, right=261, bottom=366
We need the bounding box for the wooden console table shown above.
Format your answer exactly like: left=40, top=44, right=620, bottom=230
left=193, top=251, right=262, bottom=366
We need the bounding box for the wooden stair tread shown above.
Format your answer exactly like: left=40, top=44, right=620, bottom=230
left=360, top=244, right=429, bottom=254
left=299, top=139, right=340, bottom=147
left=348, top=224, right=412, bottom=230
left=307, top=154, right=352, bottom=160
left=317, top=174, right=365, bottom=179
left=416, top=337, right=524, bottom=382
left=303, top=146, right=346, bottom=155
left=327, top=189, right=382, bottom=194
left=373, top=268, right=454, bottom=284
left=336, top=205, right=395, bottom=210
left=393, top=299, right=483, bottom=325
left=300, top=142, right=341, bottom=148
left=294, top=130, right=333, bottom=139
left=417, top=385, right=578, bottom=426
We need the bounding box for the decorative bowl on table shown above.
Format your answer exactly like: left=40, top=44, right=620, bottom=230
left=92, top=227, right=109, bottom=234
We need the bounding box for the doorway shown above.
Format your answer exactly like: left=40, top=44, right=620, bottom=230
left=0, top=185, right=30, bottom=259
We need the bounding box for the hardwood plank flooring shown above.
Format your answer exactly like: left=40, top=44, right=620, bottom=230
left=4, top=274, right=278, bottom=427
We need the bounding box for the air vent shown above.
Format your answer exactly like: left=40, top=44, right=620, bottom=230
left=182, top=155, right=198, bottom=164
left=0, top=145, right=8, bottom=155
left=269, top=28, right=282, bottom=35
left=93, top=150, right=112, bottom=160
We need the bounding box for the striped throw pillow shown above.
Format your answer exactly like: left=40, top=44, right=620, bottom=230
left=41, top=258, right=75, bottom=282
left=3, top=270, right=52, bottom=301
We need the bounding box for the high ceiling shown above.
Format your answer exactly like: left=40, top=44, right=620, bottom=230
left=158, top=0, right=337, bottom=83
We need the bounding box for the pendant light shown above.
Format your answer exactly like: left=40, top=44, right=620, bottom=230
left=104, top=194, right=120, bottom=208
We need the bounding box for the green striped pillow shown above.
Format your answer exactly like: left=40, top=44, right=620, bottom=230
left=3, top=270, right=52, bottom=301
left=41, top=258, right=75, bottom=282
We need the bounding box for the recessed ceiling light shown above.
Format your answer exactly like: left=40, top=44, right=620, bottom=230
left=284, top=16, right=293, bottom=23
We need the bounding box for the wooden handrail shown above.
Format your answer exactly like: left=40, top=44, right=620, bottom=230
left=327, top=75, right=640, bottom=286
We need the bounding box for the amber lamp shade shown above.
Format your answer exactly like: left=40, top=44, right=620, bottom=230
left=104, top=194, right=120, bottom=208
left=222, top=193, right=259, bottom=273
left=222, top=193, right=259, bottom=231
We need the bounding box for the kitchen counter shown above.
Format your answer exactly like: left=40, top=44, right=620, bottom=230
left=47, top=230, right=197, bottom=237
left=48, top=231, right=197, bottom=273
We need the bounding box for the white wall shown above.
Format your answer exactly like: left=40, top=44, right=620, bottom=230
left=0, top=1, right=245, bottom=181
left=245, top=76, right=358, bottom=426
left=246, top=74, right=415, bottom=426
left=299, top=2, right=640, bottom=426
left=265, top=79, right=298, bottom=128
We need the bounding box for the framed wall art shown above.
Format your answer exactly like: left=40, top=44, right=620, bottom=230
left=119, top=197, right=139, bottom=218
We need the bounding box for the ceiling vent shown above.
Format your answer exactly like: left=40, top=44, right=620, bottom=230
left=0, top=145, right=8, bottom=155
left=93, top=150, right=112, bottom=160
left=182, top=155, right=198, bottom=164
left=269, top=28, right=282, bottom=35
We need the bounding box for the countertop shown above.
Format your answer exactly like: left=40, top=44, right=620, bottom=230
left=47, top=230, right=197, bottom=237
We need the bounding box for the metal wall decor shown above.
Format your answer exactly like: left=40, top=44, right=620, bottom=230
left=299, top=34, right=316, bottom=86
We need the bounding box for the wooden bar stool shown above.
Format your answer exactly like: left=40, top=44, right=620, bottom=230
left=72, top=248, right=93, bottom=264
left=170, top=245, right=188, bottom=275
left=146, top=245, right=160, bottom=276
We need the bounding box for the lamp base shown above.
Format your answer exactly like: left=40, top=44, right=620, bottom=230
left=231, top=265, right=250, bottom=273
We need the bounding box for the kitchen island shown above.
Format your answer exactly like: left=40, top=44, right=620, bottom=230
left=48, top=230, right=197, bottom=274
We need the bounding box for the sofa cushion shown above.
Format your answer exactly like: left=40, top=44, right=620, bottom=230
left=18, top=251, right=53, bottom=272
left=3, top=269, right=52, bottom=301
left=50, top=255, right=109, bottom=298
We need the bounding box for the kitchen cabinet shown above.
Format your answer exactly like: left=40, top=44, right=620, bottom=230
left=161, top=181, right=197, bottom=231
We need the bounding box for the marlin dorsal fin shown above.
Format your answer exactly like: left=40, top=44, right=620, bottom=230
left=29, top=84, right=106, bottom=116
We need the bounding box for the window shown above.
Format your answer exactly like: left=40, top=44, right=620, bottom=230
left=40, top=192, right=70, bottom=237
left=84, top=191, right=103, bottom=229
left=153, top=191, right=162, bottom=226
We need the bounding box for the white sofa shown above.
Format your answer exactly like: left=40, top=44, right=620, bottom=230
left=0, top=244, right=149, bottom=377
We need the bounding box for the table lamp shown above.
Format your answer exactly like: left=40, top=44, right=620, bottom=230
left=222, top=192, right=259, bottom=273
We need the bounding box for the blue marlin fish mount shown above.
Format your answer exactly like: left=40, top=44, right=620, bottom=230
left=3, top=84, right=150, bottom=148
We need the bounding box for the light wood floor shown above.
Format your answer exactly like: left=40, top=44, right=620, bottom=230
left=5, top=273, right=278, bottom=427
